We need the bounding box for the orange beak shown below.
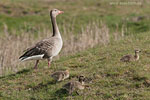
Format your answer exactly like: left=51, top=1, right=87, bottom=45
left=58, top=11, right=64, bottom=14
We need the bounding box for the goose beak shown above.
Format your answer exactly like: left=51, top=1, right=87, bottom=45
left=58, top=11, right=64, bottom=14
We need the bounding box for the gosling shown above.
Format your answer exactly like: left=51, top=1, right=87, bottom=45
left=63, top=76, right=88, bottom=95
left=120, top=50, right=141, bottom=62
left=51, top=70, right=69, bottom=82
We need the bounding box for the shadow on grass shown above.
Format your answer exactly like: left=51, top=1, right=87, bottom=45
left=26, top=80, right=56, bottom=91
left=0, top=69, right=31, bottom=79
left=51, top=89, right=79, bottom=100
left=51, top=89, right=69, bottom=100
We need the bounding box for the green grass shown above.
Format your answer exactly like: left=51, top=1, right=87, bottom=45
left=1, top=0, right=150, bottom=99
left=1, top=32, right=150, bottom=99
left=0, top=0, right=150, bottom=35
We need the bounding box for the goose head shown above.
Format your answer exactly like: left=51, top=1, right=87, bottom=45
left=65, top=69, right=69, bottom=74
left=50, top=9, right=64, bottom=17
left=135, top=49, right=141, bottom=54
left=78, top=75, right=85, bottom=84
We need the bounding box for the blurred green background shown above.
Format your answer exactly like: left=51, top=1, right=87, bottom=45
left=0, top=0, right=150, bottom=35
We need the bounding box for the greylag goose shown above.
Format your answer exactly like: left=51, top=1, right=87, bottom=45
left=19, top=9, right=63, bottom=69
left=51, top=70, right=69, bottom=82
left=120, top=50, right=141, bottom=62
left=63, top=76, right=88, bottom=95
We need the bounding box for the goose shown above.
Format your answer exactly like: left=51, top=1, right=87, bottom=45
left=19, top=9, right=63, bottom=69
left=51, top=70, right=69, bottom=82
left=120, top=50, right=141, bottom=62
left=63, top=76, right=88, bottom=95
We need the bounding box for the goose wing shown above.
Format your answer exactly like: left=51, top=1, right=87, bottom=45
left=120, top=55, right=132, bottom=62
left=19, top=38, right=54, bottom=61
left=51, top=71, right=63, bottom=79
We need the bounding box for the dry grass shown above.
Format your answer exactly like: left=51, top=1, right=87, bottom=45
left=0, top=22, right=124, bottom=76
left=62, top=22, right=110, bottom=55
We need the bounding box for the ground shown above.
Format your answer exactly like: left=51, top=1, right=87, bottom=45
left=1, top=32, right=150, bottom=99
left=1, top=0, right=150, bottom=99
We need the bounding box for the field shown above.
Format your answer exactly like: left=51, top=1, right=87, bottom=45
left=0, top=0, right=150, bottom=99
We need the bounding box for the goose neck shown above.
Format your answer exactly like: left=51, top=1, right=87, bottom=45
left=51, top=16, right=61, bottom=38
left=134, top=53, right=139, bottom=60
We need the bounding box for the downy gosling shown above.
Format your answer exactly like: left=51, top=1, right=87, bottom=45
left=120, top=50, right=141, bottom=62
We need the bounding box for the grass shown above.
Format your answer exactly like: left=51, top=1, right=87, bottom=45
left=0, top=22, right=111, bottom=75
left=0, top=0, right=150, bottom=35
left=1, top=0, right=150, bottom=99
left=1, top=31, right=150, bottom=99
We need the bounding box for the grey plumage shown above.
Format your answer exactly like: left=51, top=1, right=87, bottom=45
left=63, top=76, right=88, bottom=95
left=20, top=37, right=61, bottom=60
left=51, top=70, right=69, bottom=82
left=120, top=50, right=141, bottom=62
left=19, top=9, right=64, bottom=69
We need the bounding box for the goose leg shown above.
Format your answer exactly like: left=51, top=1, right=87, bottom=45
left=69, top=90, right=72, bottom=96
left=76, top=91, right=80, bottom=95
left=48, top=59, right=51, bottom=67
left=34, top=60, right=39, bottom=69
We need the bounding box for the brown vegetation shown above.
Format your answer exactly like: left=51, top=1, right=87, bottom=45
left=0, top=22, right=124, bottom=76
